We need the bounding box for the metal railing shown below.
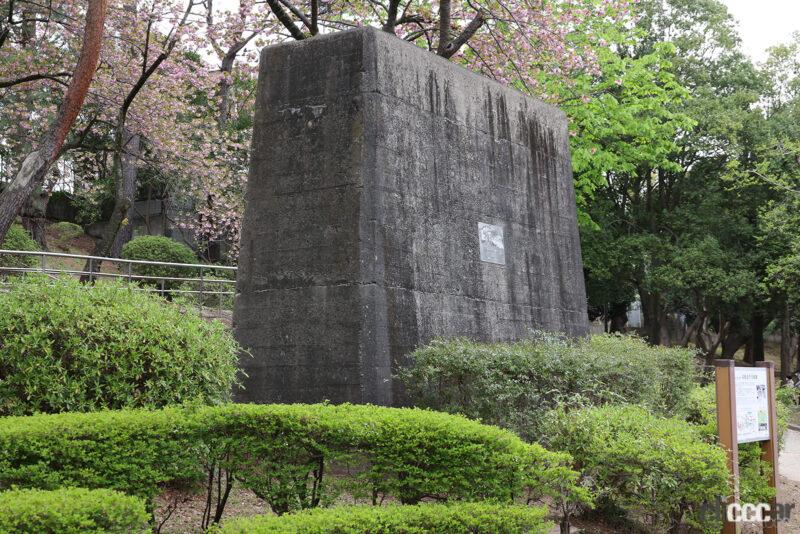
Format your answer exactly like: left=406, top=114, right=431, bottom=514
left=0, top=249, right=237, bottom=313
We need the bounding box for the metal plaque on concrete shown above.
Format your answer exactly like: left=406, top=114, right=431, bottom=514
left=478, top=222, right=505, bottom=265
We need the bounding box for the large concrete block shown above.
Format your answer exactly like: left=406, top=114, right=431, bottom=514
left=234, top=27, right=589, bottom=405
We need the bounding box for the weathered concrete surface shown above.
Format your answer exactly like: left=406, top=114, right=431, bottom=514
left=233, top=27, right=589, bottom=405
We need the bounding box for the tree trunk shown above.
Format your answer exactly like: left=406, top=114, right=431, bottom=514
left=795, top=335, right=800, bottom=376
left=781, top=301, right=793, bottom=380
left=82, top=123, right=136, bottom=279
left=747, top=314, right=765, bottom=364
left=640, top=289, right=662, bottom=345
left=20, top=185, right=50, bottom=248
left=109, top=132, right=139, bottom=257
left=607, top=302, right=628, bottom=333
left=680, top=313, right=705, bottom=347
left=0, top=0, right=108, bottom=242
left=721, top=331, right=748, bottom=360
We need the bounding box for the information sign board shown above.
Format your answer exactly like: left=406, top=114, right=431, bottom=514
left=735, top=367, right=771, bottom=444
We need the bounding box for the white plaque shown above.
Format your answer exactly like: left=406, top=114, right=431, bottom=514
left=478, top=223, right=505, bottom=265
left=735, top=367, right=770, bottom=443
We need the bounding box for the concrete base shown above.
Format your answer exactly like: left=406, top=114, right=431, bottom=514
left=233, top=27, right=589, bottom=405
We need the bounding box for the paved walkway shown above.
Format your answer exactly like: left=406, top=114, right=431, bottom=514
left=781, top=426, right=800, bottom=482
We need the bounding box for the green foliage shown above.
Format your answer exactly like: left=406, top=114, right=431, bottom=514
left=215, top=503, right=551, bottom=534
left=0, top=224, right=38, bottom=268
left=542, top=405, right=729, bottom=533
left=398, top=334, right=698, bottom=440
left=0, top=276, right=240, bottom=415
left=561, top=41, right=693, bottom=224
left=0, top=488, right=150, bottom=534
left=0, top=403, right=582, bottom=517
left=121, top=235, right=198, bottom=289
left=51, top=221, right=84, bottom=250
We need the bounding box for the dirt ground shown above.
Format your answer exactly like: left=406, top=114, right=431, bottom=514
left=154, top=487, right=267, bottom=533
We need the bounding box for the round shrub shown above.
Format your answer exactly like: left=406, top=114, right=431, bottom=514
left=0, top=403, right=582, bottom=517
left=542, top=405, right=729, bottom=533
left=0, top=224, right=39, bottom=268
left=121, top=235, right=198, bottom=288
left=215, top=503, right=552, bottom=533
left=0, top=276, right=240, bottom=415
left=0, top=488, right=149, bottom=533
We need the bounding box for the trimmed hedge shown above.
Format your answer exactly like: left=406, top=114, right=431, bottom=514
left=399, top=333, right=698, bottom=440
left=0, top=488, right=149, bottom=533
left=0, top=403, right=582, bottom=517
left=0, top=223, right=38, bottom=268
left=0, top=276, right=240, bottom=415
left=121, top=235, right=197, bottom=289
left=216, top=503, right=552, bottom=533
left=542, top=405, right=729, bottom=533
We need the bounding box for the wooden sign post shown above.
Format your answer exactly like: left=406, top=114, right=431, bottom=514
left=715, top=359, right=780, bottom=534
left=757, top=361, right=780, bottom=534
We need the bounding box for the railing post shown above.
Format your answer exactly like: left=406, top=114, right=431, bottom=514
left=88, top=258, right=93, bottom=284
left=40, top=252, right=46, bottom=275
left=127, top=261, right=132, bottom=286
left=199, top=266, right=204, bottom=313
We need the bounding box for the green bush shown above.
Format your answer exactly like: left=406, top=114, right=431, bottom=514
left=542, top=405, right=729, bottom=533
left=0, top=403, right=582, bottom=522
left=0, top=488, right=150, bottom=533
left=215, top=503, right=552, bottom=533
left=121, top=235, right=198, bottom=289
left=0, top=224, right=39, bottom=268
left=0, top=276, right=240, bottom=415
left=51, top=221, right=84, bottom=250
left=399, top=333, right=698, bottom=440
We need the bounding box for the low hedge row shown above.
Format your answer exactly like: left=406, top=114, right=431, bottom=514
left=0, top=488, right=149, bottom=533
left=0, top=403, right=581, bottom=518
left=216, top=503, right=552, bottom=533
left=542, top=405, right=729, bottom=533
left=399, top=334, right=697, bottom=440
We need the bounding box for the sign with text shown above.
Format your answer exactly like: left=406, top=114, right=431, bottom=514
left=735, top=367, right=771, bottom=444
left=478, top=223, right=505, bottom=265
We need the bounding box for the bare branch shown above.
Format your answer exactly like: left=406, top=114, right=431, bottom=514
left=0, top=71, right=71, bottom=88
left=439, top=11, right=485, bottom=59
left=265, top=0, right=306, bottom=40
left=382, top=0, right=401, bottom=32
left=436, top=0, right=451, bottom=55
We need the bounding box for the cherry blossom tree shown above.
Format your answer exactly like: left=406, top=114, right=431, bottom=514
left=0, top=0, right=109, bottom=242
left=2, top=0, right=636, bottom=262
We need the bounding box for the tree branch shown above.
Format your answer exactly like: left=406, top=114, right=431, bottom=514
left=382, top=0, right=401, bottom=32
left=436, top=0, right=451, bottom=55
left=439, top=11, right=485, bottom=58
left=265, top=0, right=306, bottom=40
left=0, top=71, right=71, bottom=88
